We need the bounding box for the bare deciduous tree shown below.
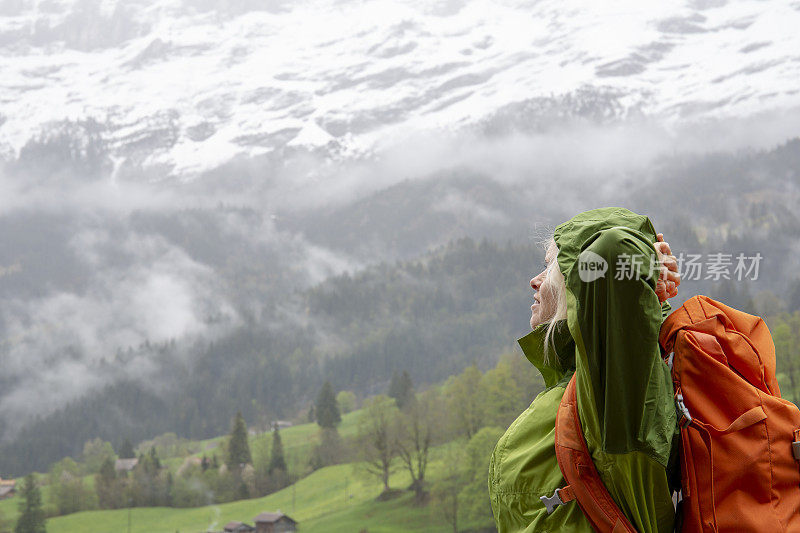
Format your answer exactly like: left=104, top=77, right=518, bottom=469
left=356, top=395, right=398, bottom=495
left=394, top=389, right=440, bottom=502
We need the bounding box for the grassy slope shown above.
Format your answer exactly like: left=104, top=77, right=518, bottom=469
left=189, top=410, right=362, bottom=472
left=44, top=442, right=489, bottom=533
left=2, top=411, right=494, bottom=532
left=0, top=411, right=361, bottom=526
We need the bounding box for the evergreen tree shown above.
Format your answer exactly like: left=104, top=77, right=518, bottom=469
left=236, top=480, right=249, bottom=500
left=98, top=458, right=116, bottom=484
left=141, top=446, right=161, bottom=474
left=14, top=473, right=46, bottom=533
left=315, top=381, right=341, bottom=428
left=268, top=424, right=287, bottom=474
left=313, top=427, right=345, bottom=468
left=96, top=457, right=120, bottom=509
left=389, top=370, right=415, bottom=409
left=226, top=411, right=252, bottom=470
left=388, top=371, right=402, bottom=402
left=118, top=438, right=135, bottom=459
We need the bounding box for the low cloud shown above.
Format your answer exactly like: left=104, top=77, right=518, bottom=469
left=0, top=99, right=798, bottom=434
left=0, top=228, right=240, bottom=430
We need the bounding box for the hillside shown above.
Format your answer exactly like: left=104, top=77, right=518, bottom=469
left=7, top=136, right=800, bottom=475
left=0, top=234, right=537, bottom=475
left=0, top=410, right=364, bottom=526
left=39, top=448, right=489, bottom=533
left=3, top=0, right=800, bottom=488
left=0, top=353, right=537, bottom=532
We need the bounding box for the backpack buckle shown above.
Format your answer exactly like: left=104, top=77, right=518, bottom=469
left=676, top=393, right=692, bottom=429
left=540, top=486, right=575, bottom=514
left=665, top=351, right=675, bottom=371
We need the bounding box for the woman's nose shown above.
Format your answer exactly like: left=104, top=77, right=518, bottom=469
left=530, top=276, right=539, bottom=290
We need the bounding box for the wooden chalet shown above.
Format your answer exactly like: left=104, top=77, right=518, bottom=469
left=0, top=477, right=15, bottom=500
left=114, top=458, right=139, bottom=472
left=223, top=521, right=255, bottom=532
left=253, top=511, right=297, bottom=533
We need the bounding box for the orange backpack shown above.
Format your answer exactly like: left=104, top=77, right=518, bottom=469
left=659, top=295, right=800, bottom=531
left=552, top=295, right=800, bottom=531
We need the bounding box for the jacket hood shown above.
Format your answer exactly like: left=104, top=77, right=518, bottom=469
left=518, top=207, right=661, bottom=384
left=553, top=207, right=659, bottom=288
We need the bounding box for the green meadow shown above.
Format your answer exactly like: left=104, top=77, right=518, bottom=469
left=37, top=442, right=490, bottom=533
left=0, top=408, right=496, bottom=533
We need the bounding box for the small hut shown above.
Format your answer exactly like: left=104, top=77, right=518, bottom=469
left=253, top=511, right=297, bottom=533
left=223, top=521, right=255, bottom=532
left=0, top=477, right=15, bottom=500
left=114, top=458, right=139, bottom=473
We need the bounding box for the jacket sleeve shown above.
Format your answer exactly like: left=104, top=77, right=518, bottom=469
left=572, top=226, right=674, bottom=463
left=661, top=299, right=672, bottom=322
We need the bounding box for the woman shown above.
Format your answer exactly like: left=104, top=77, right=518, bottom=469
left=488, top=207, right=681, bottom=532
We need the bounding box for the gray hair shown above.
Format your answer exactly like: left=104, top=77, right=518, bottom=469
left=540, top=236, right=569, bottom=366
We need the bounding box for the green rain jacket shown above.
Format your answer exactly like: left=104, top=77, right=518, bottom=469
left=488, top=207, right=678, bottom=533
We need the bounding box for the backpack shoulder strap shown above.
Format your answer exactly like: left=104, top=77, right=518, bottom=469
left=547, top=373, right=637, bottom=533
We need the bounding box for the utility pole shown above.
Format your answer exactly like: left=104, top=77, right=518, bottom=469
left=127, top=496, right=134, bottom=533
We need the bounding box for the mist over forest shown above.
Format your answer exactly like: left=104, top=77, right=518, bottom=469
left=3, top=113, right=799, bottom=474
left=2, top=0, right=800, bottom=480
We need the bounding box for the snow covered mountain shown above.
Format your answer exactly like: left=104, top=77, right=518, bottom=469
left=2, top=0, right=799, bottom=181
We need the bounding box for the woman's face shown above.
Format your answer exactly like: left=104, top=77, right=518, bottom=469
left=530, top=243, right=557, bottom=329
